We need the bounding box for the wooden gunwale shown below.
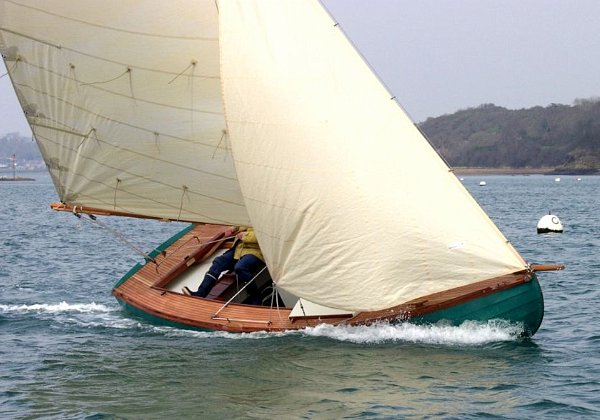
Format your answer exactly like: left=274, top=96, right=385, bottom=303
left=112, top=224, right=540, bottom=332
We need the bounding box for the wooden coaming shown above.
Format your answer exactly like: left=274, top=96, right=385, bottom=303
left=113, top=224, right=538, bottom=332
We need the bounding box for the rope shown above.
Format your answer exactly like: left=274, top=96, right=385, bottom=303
left=0, top=59, right=19, bottom=78
left=212, top=129, right=228, bottom=159
left=128, top=67, right=136, bottom=101
left=0, top=26, right=217, bottom=78
left=76, top=212, right=154, bottom=263
left=213, top=265, right=268, bottom=318
left=79, top=67, right=131, bottom=87
left=268, top=282, right=284, bottom=323
left=113, top=178, right=121, bottom=210
left=168, top=60, right=197, bottom=84
left=77, top=127, right=97, bottom=150
left=177, top=185, right=188, bottom=221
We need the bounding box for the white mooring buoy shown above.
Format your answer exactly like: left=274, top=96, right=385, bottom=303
left=537, top=212, right=564, bottom=234
left=479, top=181, right=487, bottom=186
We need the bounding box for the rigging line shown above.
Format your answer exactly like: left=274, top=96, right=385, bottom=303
left=128, top=67, right=135, bottom=102
left=168, top=60, right=197, bottom=84
left=79, top=67, right=130, bottom=87
left=34, top=134, right=246, bottom=222
left=177, top=186, right=189, bottom=221
left=32, top=124, right=238, bottom=182
left=62, top=44, right=219, bottom=79
left=190, top=60, right=196, bottom=135
left=212, top=266, right=268, bottom=318
left=268, top=282, right=284, bottom=323
left=76, top=212, right=155, bottom=263
left=12, top=62, right=222, bottom=115
left=4, top=0, right=216, bottom=41
left=212, top=129, right=228, bottom=159
left=0, top=59, right=19, bottom=78
left=0, top=26, right=218, bottom=79
left=113, top=178, right=121, bottom=211
left=15, top=79, right=226, bottom=150
left=77, top=127, right=97, bottom=150
left=0, top=26, right=60, bottom=48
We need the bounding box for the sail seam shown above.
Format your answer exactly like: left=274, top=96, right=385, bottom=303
left=11, top=64, right=221, bottom=114
left=0, top=26, right=60, bottom=48
left=3, top=0, right=217, bottom=41
left=59, top=187, right=237, bottom=226
left=35, top=131, right=245, bottom=211
left=33, top=125, right=237, bottom=181
left=0, top=27, right=219, bottom=79
left=14, top=81, right=227, bottom=150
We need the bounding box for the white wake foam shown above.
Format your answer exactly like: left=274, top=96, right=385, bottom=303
left=300, top=320, right=523, bottom=345
left=0, top=302, right=523, bottom=344
left=0, top=301, right=113, bottom=313
left=152, top=320, right=523, bottom=345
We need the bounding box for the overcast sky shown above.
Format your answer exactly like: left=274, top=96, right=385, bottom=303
left=2, top=0, right=599, bottom=135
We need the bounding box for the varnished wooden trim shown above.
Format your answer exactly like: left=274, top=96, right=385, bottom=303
left=151, top=230, right=236, bottom=289
left=346, top=271, right=533, bottom=325
left=50, top=201, right=207, bottom=224
left=530, top=263, right=565, bottom=272
left=113, top=224, right=542, bottom=332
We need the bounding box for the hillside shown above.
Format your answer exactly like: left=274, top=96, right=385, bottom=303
left=3, top=99, right=600, bottom=173
left=0, top=132, right=41, bottom=160
left=419, top=98, right=600, bottom=173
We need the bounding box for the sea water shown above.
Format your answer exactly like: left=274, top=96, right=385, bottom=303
left=1, top=173, right=599, bottom=418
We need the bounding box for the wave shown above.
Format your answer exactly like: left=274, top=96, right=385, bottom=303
left=299, top=320, right=523, bottom=345
left=0, top=301, right=114, bottom=313
left=151, top=319, right=523, bottom=345
left=0, top=302, right=523, bottom=345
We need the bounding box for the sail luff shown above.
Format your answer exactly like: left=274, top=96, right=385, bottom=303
left=219, top=0, right=527, bottom=312
left=319, top=0, right=527, bottom=271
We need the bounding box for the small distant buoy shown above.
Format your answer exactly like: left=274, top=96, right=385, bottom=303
left=537, top=212, right=563, bottom=234
left=577, top=177, right=582, bottom=181
left=459, top=177, right=464, bottom=181
left=554, top=177, right=561, bottom=182
left=479, top=181, right=486, bottom=186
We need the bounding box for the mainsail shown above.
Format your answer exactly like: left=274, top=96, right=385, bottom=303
left=1, top=0, right=528, bottom=312
left=0, top=0, right=248, bottom=225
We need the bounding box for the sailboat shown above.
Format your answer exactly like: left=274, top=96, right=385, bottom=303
left=0, top=0, right=562, bottom=335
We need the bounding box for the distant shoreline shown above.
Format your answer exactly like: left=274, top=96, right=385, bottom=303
left=452, top=167, right=598, bottom=175
left=453, top=167, right=552, bottom=175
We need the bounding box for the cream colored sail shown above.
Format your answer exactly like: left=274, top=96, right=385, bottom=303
left=219, top=0, right=527, bottom=312
left=1, top=0, right=529, bottom=313
left=0, top=0, right=249, bottom=225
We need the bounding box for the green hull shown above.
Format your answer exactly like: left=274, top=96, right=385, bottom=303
left=414, top=274, right=544, bottom=336
left=115, top=275, right=544, bottom=336
left=114, top=225, right=544, bottom=336
left=113, top=224, right=195, bottom=289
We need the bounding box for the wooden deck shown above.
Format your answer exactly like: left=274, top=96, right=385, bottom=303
left=113, top=224, right=536, bottom=332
